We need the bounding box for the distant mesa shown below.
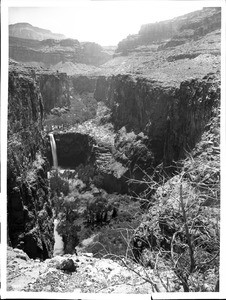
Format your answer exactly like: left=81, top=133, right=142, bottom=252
left=9, top=22, right=66, bottom=41
left=8, top=22, right=112, bottom=68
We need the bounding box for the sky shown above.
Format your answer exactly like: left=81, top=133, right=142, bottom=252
left=8, top=1, right=206, bottom=46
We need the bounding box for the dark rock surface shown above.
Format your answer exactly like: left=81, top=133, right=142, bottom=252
left=52, top=132, right=95, bottom=169
left=94, top=73, right=220, bottom=166
left=56, top=258, right=77, bottom=273
left=38, top=72, right=70, bottom=113
left=8, top=67, right=54, bottom=259
left=71, top=75, right=97, bottom=94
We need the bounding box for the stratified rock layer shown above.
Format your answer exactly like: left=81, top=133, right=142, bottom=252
left=9, top=23, right=66, bottom=40
left=9, top=36, right=111, bottom=67
left=116, top=8, right=221, bottom=54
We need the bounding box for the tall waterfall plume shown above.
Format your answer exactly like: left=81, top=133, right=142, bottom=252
left=49, top=133, right=58, bottom=169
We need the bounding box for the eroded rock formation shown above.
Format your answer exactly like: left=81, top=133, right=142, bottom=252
left=94, top=73, right=220, bottom=166
left=116, top=7, right=221, bottom=54
left=38, top=72, right=70, bottom=113
left=71, top=75, right=97, bottom=94
left=9, top=36, right=111, bottom=67
left=8, top=67, right=54, bottom=259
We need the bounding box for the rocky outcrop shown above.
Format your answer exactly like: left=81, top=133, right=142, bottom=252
left=56, top=258, right=77, bottom=273
left=94, top=76, right=110, bottom=101
left=164, top=74, right=220, bottom=165
left=9, top=23, right=66, bottom=41
left=9, top=62, right=71, bottom=114
left=82, top=42, right=112, bottom=66
left=9, top=36, right=112, bottom=67
left=38, top=72, right=70, bottom=113
left=9, top=37, right=82, bottom=66
left=94, top=73, right=220, bottom=166
left=71, top=75, right=97, bottom=94
left=8, top=67, right=54, bottom=259
left=116, top=8, right=221, bottom=54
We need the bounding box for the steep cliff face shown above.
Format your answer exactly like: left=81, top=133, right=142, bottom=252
left=81, top=42, right=111, bottom=66
left=38, top=72, right=70, bottom=113
left=164, top=74, right=220, bottom=165
left=8, top=63, right=72, bottom=115
left=9, top=36, right=111, bottom=67
left=116, top=7, right=221, bottom=54
left=8, top=67, right=54, bottom=259
left=71, top=75, right=97, bottom=94
left=9, top=37, right=82, bottom=66
left=94, top=73, right=220, bottom=166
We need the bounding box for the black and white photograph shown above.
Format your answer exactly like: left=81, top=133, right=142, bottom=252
left=0, top=0, right=225, bottom=299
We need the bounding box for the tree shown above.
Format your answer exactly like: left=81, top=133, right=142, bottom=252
left=49, top=170, right=69, bottom=198
left=94, top=158, right=220, bottom=292
left=55, top=195, right=81, bottom=254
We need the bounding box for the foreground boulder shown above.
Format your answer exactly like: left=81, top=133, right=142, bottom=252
left=56, top=258, right=77, bottom=273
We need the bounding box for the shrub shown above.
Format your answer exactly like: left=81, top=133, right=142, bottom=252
left=49, top=171, right=69, bottom=197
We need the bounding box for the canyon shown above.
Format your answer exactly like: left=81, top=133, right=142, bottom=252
left=7, top=7, right=221, bottom=293
left=9, top=29, right=112, bottom=68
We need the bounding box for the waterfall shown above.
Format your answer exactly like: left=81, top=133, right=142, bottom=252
left=53, top=219, right=64, bottom=256
left=49, top=133, right=58, bottom=169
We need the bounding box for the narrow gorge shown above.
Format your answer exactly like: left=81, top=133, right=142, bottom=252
left=7, top=6, right=221, bottom=294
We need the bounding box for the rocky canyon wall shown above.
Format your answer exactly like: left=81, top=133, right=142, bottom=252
left=8, top=68, right=54, bottom=259
left=38, top=72, right=70, bottom=113
left=7, top=63, right=220, bottom=258
left=32, top=71, right=97, bottom=114
left=9, top=37, right=111, bottom=67
left=71, top=75, right=97, bottom=94
left=94, top=73, right=220, bottom=166
left=116, top=7, right=221, bottom=54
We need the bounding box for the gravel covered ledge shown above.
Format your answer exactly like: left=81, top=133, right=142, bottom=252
left=7, top=246, right=177, bottom=293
